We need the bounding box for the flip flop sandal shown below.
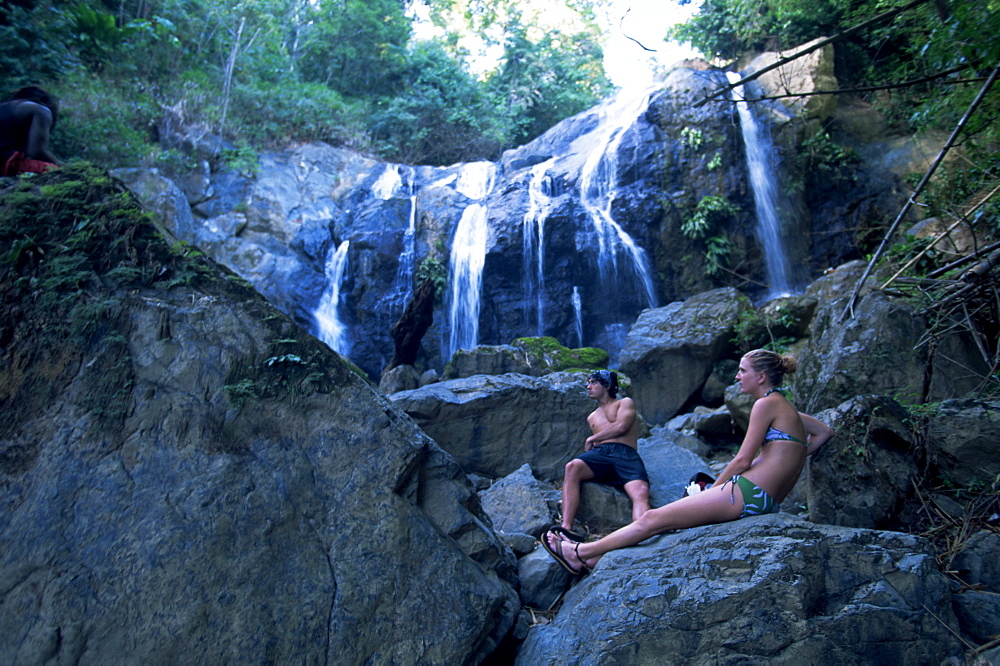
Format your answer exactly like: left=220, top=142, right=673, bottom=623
left=541, top=529, right=589, bottom=576
left=550, top=525, right=587, bottom=542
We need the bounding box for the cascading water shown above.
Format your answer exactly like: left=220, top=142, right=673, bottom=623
left=372, top=163, right=402, bottom=200
left=386, top=166, right=417, bottom=308
left=314, top=240, right=351, bottom=354
left=446, top=161, right=497, bottom=361
left=727, top=71, right=795, bottom=297
left=572, top=286, right=583, bottom=348
left=579, top=87, right=659, bottom=312
left=523, top=159, right=556, bottom=336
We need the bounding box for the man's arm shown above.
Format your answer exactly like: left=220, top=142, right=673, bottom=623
left=584, top=398, right=637, bottom=448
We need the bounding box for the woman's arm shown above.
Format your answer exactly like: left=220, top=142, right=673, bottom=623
left=712, top=399, right=772, bottom=487
left=799, top=412, right=834, bottom=456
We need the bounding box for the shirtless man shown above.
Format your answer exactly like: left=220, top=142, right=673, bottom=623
left=556, top=370, right=651, bottom=537
left=0, top=86, right=60, bottom=176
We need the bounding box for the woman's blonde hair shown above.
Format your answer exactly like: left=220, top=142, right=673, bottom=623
left=744, top=349, right=797, bottom=387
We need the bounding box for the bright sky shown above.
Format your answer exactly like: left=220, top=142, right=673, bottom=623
left=601, top=0, right=703, bottom=88
left=409, top=0, right=703, bottom=90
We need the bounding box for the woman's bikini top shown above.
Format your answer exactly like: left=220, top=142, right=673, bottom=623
left=764, top=427, right=807, bottom=447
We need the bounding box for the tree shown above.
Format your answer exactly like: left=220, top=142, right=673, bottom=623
left=298, top=0, right=412, bottom=97
left=487, top=10, right=611, bottom=144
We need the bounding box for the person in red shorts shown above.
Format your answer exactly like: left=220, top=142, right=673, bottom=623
left=0, top=86, right=61, bottom=177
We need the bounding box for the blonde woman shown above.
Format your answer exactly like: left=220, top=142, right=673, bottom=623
left=543, top=349, right=834, bottom=575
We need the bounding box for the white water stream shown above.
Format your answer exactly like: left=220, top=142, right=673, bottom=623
left=727, top=71, right=795, bottom=297
left=446, top=161, right=497, bottom=360
left=314, top=240, right=351, bottom=354
left=523, top=159, right=556, bottom=336
left=579, top=88, right=659, bottom=311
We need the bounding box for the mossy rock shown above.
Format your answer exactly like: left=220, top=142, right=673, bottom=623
left=511, top=336, right=610, bottom=373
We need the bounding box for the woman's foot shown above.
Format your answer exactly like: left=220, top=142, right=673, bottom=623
left=542, top=529, right=594, bottom=575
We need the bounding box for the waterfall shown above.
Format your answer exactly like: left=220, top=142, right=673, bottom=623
left=727, top=71, right=795, bottom=297
left=372, top=164, right=402, bottom=200
left=314, top=240, right=351, bottom=354
left=446, top=162, right=497, bottom=360
left=579, top=88, right=658, bottom=311
left=390, top=166, right=417, bottom=306
left=523, top=159, right=555, bottom=336
left=572, top=286, right=583, bottom=348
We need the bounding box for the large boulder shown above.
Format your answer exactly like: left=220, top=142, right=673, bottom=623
left=796, top=291, right=989, bottom=413
left=744, top=37, right=839, bottom=121
left=925, top=399, right=1000, bottom=487
left=516, top=515, right=962, bottom=664
left=619, top=288, right=752, bottom=424
left=805, top=395, right=921, bottom=530
left=0, top=166, right=518, bottom=664
left=389, top=372, right=594, bottom=482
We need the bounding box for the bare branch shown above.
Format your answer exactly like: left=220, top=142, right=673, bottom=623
left=619, top=6, right=657, bottom=53
left=734, top=66, right=977, bottom=103
left=840, top=63, right=1000, bottom=321
left=693, top=0, right=939, bottom=108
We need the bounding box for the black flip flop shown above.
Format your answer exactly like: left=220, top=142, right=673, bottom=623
left=541, top=530, right=589, bottom=576
left=550, top=525, right=587, bottom=542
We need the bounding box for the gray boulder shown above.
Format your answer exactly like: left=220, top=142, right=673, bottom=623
left=379, top=363, right=421, bottom=394
left=952, top=590, right=1000, bottom=644
left=444, top=344, right=533, bottom=379
left=926, top=399, right=1000, bottom=487
left=573, top=483, right=634, bottom=534
left=481, top=464, right=560, bottom=538
left=619, top=287, right=752, bottom=424
left=0, top=171, right=518, bottom=664
left=516, top=515, right=961, bottom=664
left=796, top=291, right=989, bottom=413
left=951, top=531, right=1000, bottom=593
left=806, top=395, right=920, bottom=530
left=518, top=547, right=574, bottom=611
left=638, top=434, right=714, bottom=508
left=389, top=372, right=593, bottom=482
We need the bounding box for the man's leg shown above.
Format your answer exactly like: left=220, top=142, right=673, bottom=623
left=623, top=479, right=651, bottom=522
left=561, top=459, right=595, bottom=531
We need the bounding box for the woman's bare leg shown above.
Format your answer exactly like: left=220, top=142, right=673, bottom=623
left=547, top=484, right=744, bottom=570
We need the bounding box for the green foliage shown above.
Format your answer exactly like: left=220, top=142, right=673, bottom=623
left=680, top=127, right=706, bottom=151
left=51, top=74, right=159, bottom=168
left=731, top=305, right=798, bottom=352
left=669, top=0, right=849, bottom=60
left=486, top=13, right=612, bottom=146
left=682, top=195, right=737, bottom=240
left=368, top=41, right=506, bottom=164
left=704, top=235, right=731, bottom=277
left=416, top=256, right=449, bottom=300
left=298, top=0, right=411, bottom=96
left=795, top=129, right=860, bottom=190
left=0, top=5, right=78, bottom=88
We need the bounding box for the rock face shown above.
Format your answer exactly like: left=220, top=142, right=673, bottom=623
left=619, top=287, right=752, bottom=424
left=117, top=43, right=919, bottom=382
left=926, top=399, right=1000, bottom=487
left=796, top=291, right=990, bottom=413
left=0, top=166, right=517, bottom=664
left=516, top=515, right=962, bottom=664
left=805, top=396, right=921, bottom=530
left=389, top=372, right=595, bottom=482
